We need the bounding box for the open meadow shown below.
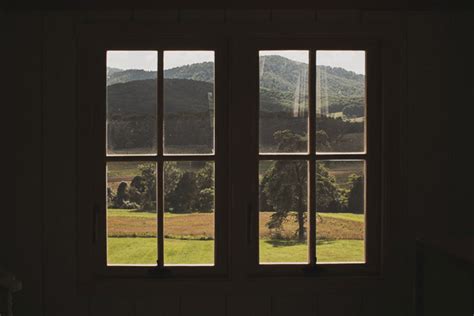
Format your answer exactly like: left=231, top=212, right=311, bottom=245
left=107, top=209, right=364, bottom=265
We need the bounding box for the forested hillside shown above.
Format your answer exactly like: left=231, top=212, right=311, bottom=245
left=107, top=55, right=365, bottom=114
left=106, top=56, right=365, bottom=153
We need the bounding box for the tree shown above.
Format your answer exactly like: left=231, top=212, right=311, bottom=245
left=107, top=187, right=115, bottom=206
left=137, top=164, right=156, bottom=211
left=195, top=187, right=214, bottom=212
left=129, top=175, right=145, bottom=205
left=164, top=162, right=183, bottom=213
left=342, top=104, right=364, bottom=118
left=114, top=182, right=129, bottom=208
left=164, top=162, right=215, bottom=213
left=167, top=172, right=197, bottom=213
left=347, top=174, right=364, bottom=214
left=260, top=131, right=346, bottom=241
left=316, top=130, right=331, bottom=151
left=316, top=162, right=343, bottom=213
left=194, top=163, right=214, bottom=212
left=261, top=130, right=307, bottom=241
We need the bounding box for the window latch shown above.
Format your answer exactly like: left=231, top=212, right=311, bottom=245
left=92, top=203, right=99, bottom=243
left=247, top=203, right=252, bottom=245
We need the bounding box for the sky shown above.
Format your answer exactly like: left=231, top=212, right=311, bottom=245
left=107, top=50, right=214, bottom=71
left=107, top=50, right=365, bottom=74
left=260, top=50, right=365, bottom=74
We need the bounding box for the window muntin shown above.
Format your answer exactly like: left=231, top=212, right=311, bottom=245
left=257, top=50, right=367, bottom=266
left=105, top=50, right=217, bottom=267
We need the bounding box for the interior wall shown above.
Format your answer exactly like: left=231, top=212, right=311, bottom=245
left=5, top=8, right=473, bottom=316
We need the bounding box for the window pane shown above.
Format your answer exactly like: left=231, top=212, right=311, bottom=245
left=107, top=161, right=157, bottom=265
left=164, top=51, right=215, bottom=155
left=163, top=161, right=215, bottom=265
left=259, top=160, right=308, bottom=264
left=315, top=160, right=365, bottom=263
left=259, top=51, right=309, bottom=154
left=316, top=51, right=366, bottom=153
left=106, top=51, right=158, bottom=155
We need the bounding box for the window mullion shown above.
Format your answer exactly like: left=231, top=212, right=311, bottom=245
left=157, top=50, right=164, bottom=268
left=308, top=49, right=317, bottom=266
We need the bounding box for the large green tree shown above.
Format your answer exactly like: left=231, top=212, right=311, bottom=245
left=315, top=162, right=343, bottom=213
left=260, top=131, right=344, bottom=241
left=261, top=130, right=307, bottom=241
left=347, top=174, right=364, bottom=214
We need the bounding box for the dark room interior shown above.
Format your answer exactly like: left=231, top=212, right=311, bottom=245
left=2, top=0, right=473, bottom=315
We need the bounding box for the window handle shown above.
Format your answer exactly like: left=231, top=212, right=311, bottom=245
left=247, top=203, right=252, bottom=245
left=92, top=203, right=99, bottom=243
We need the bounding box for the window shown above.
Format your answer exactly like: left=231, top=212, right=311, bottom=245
left=247, top=42, right=381, bottom=275
left=257, top=50, right=367, bottom=265
left=78, top=36, right=381, bottom=278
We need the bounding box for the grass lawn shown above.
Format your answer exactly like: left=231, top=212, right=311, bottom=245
left=107, top=237, right=364, bottom=265
left=319, top=212, right=364, bottom=223
left=106, top=209, right=365, bottom=265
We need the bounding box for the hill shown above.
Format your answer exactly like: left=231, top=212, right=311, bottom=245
left=107, top=78, right=212, bottom=114
left=107, top=55, right=365, bottom=114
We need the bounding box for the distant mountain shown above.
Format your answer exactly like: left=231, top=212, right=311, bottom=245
left=164, top=62, right=214, bottom=83
left=107, top=62, right=214, bottom=86
left=107, top=56, right=364, bottom=113
left=106, top=56, right=365, bottom=153
left=107, top=69, right=156, bottom=86
left=107, top=78, right=212, bottom=114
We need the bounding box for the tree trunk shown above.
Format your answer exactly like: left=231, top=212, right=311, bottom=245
left=294, top=163, right=306, bottom=241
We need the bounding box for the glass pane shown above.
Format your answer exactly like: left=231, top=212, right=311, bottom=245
left=315, top=160, right=365, bottom=263
left=316, top=51, right=366, bottom=153
left=259, top=51, right=309, bottom=154
left=259, top=160, right=308, bottom=264
left=163, top=161, right=215, bottom=265
left=164, top=51, right=215, bottom=155
left=107, top=161, right=157, bottom=265
left=106, top=51, right=158, bottom=155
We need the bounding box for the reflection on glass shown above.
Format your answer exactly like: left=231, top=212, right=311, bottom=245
left=259, top=160, right=308, bottom=264
left=106, top=161, right=157, bottom=265
left=315, top=160, right=365, bottom=263
left=106, top=51, right=158, bottom=155
left=316, top=51, right=366, bottom=153
left=163, top=161, right=215, bottom=265
left=164, top=51, right=215, bottom=155
left=259, top=51, right=309, bottom=154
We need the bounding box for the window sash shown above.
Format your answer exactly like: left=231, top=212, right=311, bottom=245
left=244, top=39, right=382, bottom=276
left=77, top=35, right=382, bottom=279
left=78, top=39, right=229, bottom=278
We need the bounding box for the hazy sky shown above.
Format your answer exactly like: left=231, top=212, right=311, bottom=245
left=107, top=50, right=214, bottom=71
left=107, top=50, right=365, bottom=74
left=260, top=50, right=365, bottom=74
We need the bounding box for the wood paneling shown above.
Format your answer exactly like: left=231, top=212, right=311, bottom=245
left=181, top=295, right=226, bottom=316
left=8, top=11, right=44, bottom=316
left=6, top=8, right=472, bottom=316
left=317, top=293, right=362, bottom=316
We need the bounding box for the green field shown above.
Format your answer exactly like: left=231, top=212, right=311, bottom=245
left=107, top=238, right=364, bottom=265
left=107, top=208, right=365, bottom=265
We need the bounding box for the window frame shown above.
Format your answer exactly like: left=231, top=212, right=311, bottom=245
left=243, top=38, right=382, bottom=277
left=77, top=29, right=384, bottom=281
left=78, top=36, right=230, bottom=278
